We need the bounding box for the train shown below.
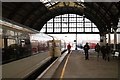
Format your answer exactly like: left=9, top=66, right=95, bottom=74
left=2, top=31, right=67, bottom=64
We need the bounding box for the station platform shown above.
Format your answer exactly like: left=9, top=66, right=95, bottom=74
left=52, top=50, right=119, bottom=79
left=2, top=50, right=119, bottom=80
left=2, top=52, right=51, bottom=78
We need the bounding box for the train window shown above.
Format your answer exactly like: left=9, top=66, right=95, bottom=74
left=18, top=32, right=22, bottom=36
left=0, top=27, right=2, bottom=35
left=10, top=30, right=14, bottom=36
left=0, top=38, right=2, bottom=48
left=0, top=28, right=2, bottom=48
left=5, top=29, right=14, bottom=37
left=49, top=43, right=53, bottom=47
left=2, top=39, right=4, bottom=48
left=14, top=32, right=18, bottom=36
left=8, top=39, right=15, bottom=46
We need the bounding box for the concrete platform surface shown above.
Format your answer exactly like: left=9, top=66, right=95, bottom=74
left=62, top=50, right=119, bottom=79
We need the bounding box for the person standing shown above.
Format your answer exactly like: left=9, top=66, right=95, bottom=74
left=101, top=45, right=106, bottom=60
left=95, top=43, right=101, bottom=60
left=83, top=43, right=90, bottom=60
left=67, top=43, right=71, bottom=53
left=105, top=43, right=111, bottom=61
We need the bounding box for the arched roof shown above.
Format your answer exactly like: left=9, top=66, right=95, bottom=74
left=2, top=2, right=120, bottom=33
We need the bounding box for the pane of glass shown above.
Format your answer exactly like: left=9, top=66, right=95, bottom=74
left=85, top=28, right=91, bottom=32
left=0, top=27, right=2, bottom=36
left=62, top=14, right=68, bottom=17
left=62, top=23, right=68, bottom=27
left=69, top=28, right=76, bottom=32
left=8, top=39, right=15, bottom=46
left=43, top=24, right=46, bottom=28
left=54, top=23, right=60, bottom=27
left=77, top=23, right=83, bottom=27
left=69, top=14, right=76, bottom=17
left=77, top=28, right=83, bottom=32
left=47, top=28, right=53, bottom=32
left=18, top=32, right=22, bottom=36
left=6, top=30, right=10, bottom=36
left=69, top=23, right=76, bottom=27
left=54, top=17, right=61, bottom=22
left=85, top=18, right=90, bottom=22
left=55, top=27, right=61, bottom=32
left=77, top=15, right=83, bottom=17
left=62, top=27, right=68, bottom=32
left=40, top=28, right=45, bottom=32
left=92, top=23, right=97, bottom=27
left=117, top=27, right=120, bottom=32
left=47, top=23, right=53, bottom=27
left=2, top=39, right=4, bottom=48
left=10, top=30, right=14, bottom=36
left=14, top=32, right=18, bottom=36
left=62, top=17, right=68, bottom=22
left=85, top=23, right=91, bottom=27
left=48, top=19, right=53, bottom=22
left=77, top=17, right=83, bottom=22
left=93, top=28, right=99, bottom=32
left=69, top=18, right=76, bottom=22
left=56, top=15, right=61, bottom=18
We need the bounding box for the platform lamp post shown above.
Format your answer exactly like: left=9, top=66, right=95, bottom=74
left=65, top=36, right=67, bottom=42
left=112, top=23, right=118, bottom=51
left=106, top=28, right=111, bottom=46
left=75, top=33, right=77, bottom=50
left=65, top=36, right=67, bottom=48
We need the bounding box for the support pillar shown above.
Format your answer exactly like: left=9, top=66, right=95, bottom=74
left=114, top=30, right=117, bottom=50
left=118, top=28, right=120, bottom=43
left=100, top=34, right=106, bottom=46
left=104, top=34, right=107, bottom=44
left=108, top=32, right=111, bottom=45
left=75, top=33, right=77, bottom=50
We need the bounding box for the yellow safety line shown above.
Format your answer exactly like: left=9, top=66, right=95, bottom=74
left=59, top=51, right=72, bottom=80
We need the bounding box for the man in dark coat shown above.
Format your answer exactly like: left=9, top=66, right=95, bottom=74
left=83, top=43, right=90, bottom=60
left=101, top=45, right=106, bottom=60
left=105, top=43, right=111, bottom=61
left=95, top=43, right=101, bottom=60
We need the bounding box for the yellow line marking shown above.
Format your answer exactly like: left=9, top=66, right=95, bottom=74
left=60, top=51, right=72, bottom=80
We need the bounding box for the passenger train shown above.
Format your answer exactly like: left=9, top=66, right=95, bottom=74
left=2, top=32, right=67, bottom=64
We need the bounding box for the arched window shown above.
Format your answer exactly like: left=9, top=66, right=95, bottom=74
left=40, top=14, right=99, bottom=33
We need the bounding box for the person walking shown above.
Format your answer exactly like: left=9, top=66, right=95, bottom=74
left=83, top=43, right=90, bottom=60
left=95, top=43, right=101, bottom=60
left=67, top=43, right=71, bottom=53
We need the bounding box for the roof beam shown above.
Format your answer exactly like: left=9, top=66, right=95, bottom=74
left=98, top=3, right=115, bottom=25
left=7, top=3, right=24, bottom=19
left=21, top=3, right=42, bottom=24
left=84, top=3, right=107, bottom=32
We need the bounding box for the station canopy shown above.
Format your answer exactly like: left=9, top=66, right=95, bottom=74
left=2, top=1, right=120, bottom=34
